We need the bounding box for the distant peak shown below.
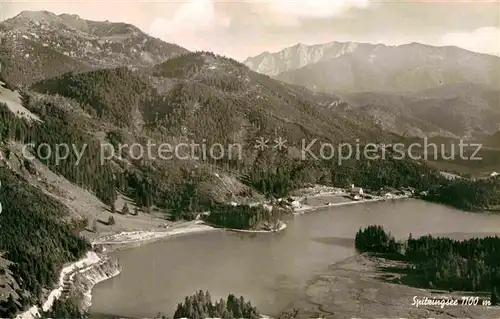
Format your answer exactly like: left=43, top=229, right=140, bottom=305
left=403, top=41, right=428, bottom=47
left=255, top=50, right=270, bottom=57
left=15, top=10, right=57, bottom=20
left=282, top=43, right=309, bottom=53
left=58, top=13, right=81, bottom=20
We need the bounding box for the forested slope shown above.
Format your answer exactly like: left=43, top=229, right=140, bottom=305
left=0, top=167, right=88, bottom=318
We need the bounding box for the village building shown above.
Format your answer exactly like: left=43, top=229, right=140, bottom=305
left=350, top=184, right=363, bottom=195
left=350, top=184, right=364, bottom=200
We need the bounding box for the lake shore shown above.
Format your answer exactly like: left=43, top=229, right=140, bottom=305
left=291, top=188, right=411, bottom=214
left=92, top=221, right=217, bottom=251
left=294, top=196, right=410, bottom=214
left=286, top=253, right=498, bottom=318
left=90, top=190, right=406, bottom=252
left=227, top=221, right=288, bottom=233
left=93, top=219, right=290, bottom=252
left=35, top=220, right=287, bottom=317
left=15, top=223, right=215, bottom=319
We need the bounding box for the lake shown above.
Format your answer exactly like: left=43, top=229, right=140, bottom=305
left=90, top=199, right=500, bottom=318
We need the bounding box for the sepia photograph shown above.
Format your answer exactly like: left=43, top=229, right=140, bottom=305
left=0, top=0, right=500, bottom=318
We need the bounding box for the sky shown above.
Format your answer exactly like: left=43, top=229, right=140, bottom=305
left=1, top=0, right=499, bottom=61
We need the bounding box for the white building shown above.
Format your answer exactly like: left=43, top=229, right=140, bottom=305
left=350, top=184, right=364, bottom=195
left=491, top=172, right=499, bottom=177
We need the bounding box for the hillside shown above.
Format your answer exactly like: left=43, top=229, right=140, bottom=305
left=0, top=166, right=88, bottom=318
left=244, top=41, right=500, bottom=94
left=18, top=50, right=403, bottom=225
left=341, top=83, right=500, bottom=139
left=149, top=52, right=386, bottom=143
left=31, top=51, right=389, bottom=146
left=0, top=11, right=188, bottom=86
left=30, top=67, right=155, bottom=128
left=25, top=51, right=397, bottom=204
left=486, top=131, right=500, bottom=147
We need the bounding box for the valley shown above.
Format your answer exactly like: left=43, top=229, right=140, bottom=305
left=244, top=42, right=500, bottom=140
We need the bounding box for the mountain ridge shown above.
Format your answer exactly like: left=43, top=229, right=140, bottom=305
left=244, top=41, right=500, bottom=139
left=29, top=50, right=387, bottom=145
left=0, top=10, right=189, bottom=86
left=243, top=40, right=500, bottom=80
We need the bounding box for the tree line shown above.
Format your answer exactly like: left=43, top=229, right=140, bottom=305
left=242, top=147, right=500, bottom=212
left=423, top=177, right=500, bottom=211
left=204, top=203, right=285, bottom=230
left=0, top=168, right=88, bottom=318
left=39, top=290, right=301, bottom=319
left=355, top=225, right=500, bottom=305
left=173, top=290, right=260, bottom=319
left=3, top=96, right=499, bottom=219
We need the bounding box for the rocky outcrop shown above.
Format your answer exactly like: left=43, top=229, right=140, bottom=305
left=243, top=42, right=363, bottom=76
left=71, top=255, right=121, bottom=310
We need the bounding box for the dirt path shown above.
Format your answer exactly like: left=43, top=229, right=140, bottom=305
left=286, top=254, right=500, bottom=319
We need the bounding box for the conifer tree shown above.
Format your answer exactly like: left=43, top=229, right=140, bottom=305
left=122, top=202, right=130, bottom=215
left=492, top=286, right=499, bottom=305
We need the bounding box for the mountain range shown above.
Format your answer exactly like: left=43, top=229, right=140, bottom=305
left=244, top=41, right=500, bottom=139
left=243, top=41, right=500, bottom=93
left=0, top=11, right=389, bottom=147
left=2, top=12, right=499, bottom=140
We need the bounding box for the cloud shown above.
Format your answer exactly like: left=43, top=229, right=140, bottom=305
left=148, top=0, right=231, bottom=51
left=149, top=0, right=230, bottom=37
left=441, top=27, right=500, bottom=56
left=260, top=11, right=302, bottom=28
left=268, top=0, right=371, bottom=19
